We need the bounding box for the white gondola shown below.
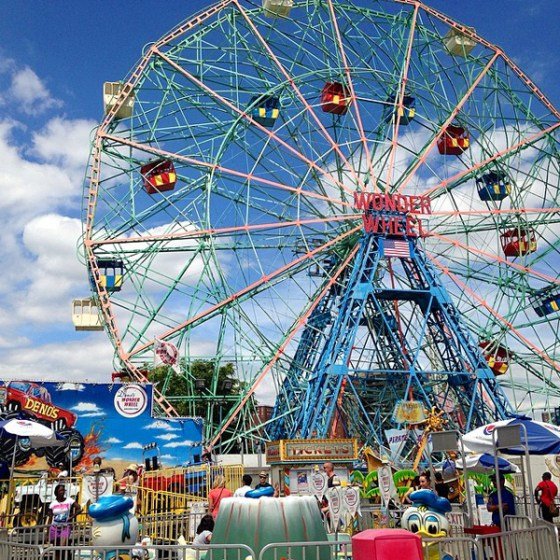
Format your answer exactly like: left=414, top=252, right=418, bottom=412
left=103, top=82, right=135, bottom=119
left=263, top=0, right=293, bottom=18
left=443, top=28, right=477, bottom=57
left=72, top=298, right=104, bottom=331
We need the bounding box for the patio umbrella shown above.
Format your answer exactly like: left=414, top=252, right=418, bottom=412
left=0, top=418, right=64, bottom=476
left=462, top=417, right=560, bottom=455
left=455, top=453, right=520, bottom=473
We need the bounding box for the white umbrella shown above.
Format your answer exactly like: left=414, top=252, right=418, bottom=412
left=0, top=418, right=63, bottom=447
left=0, top=418, right=64, bottom=476
left=455, top=452, right=520, bottom=473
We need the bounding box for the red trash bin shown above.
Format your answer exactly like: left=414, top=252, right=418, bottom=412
left=353, top=529, right=423, bottom=560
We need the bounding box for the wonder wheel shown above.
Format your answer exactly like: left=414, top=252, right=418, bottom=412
left=82, top=0, right=560, bottom=454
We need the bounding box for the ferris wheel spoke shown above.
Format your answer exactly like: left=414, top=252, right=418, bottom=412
left=90, top=214, right=359, bottom=247
left=326, top=0, right=374, bottom=186
left=101, top=132, right=350, bottom=214
left=425, top=231, right=560, bottom=287
left=426, top=253, right=560, bottom=375
left=430, top=207, right=560, bottom=222
left=151, top=48, right=355, bottom=200
left=232, top=1, right=365, bottom=192
left=126, top=225, right=361, bottom=360
left=412, top=1, right=560, bottom=122
left=394, top=52, right=500, bottom=195
left=384, top=3, right=419, bottom=189
left=422, top=122, right=560, bottom=199
left=209, top=241, right=360, bottom=447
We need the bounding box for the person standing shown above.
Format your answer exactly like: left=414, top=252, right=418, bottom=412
left=208, top=475, right=233, bottom=519
left=535, top=472, right=558, bottom=523
left=254, top=471, right=273, bottom=490
left=234, top=474, right=253, bottom=497
left=487, top=473, right=516, bottom=528
left=323, top=462, right=340, bottom=488
left=47, top=484, right=81, bottom=560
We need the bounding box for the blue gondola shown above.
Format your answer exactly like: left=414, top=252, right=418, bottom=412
left=476, top=171, right=511, bottom=201
left=531, top=287, right=560, bottom=317
left=385, top=94, right=416, bottom=125
left=249, top=95, right=280, bottom=128
left=92, top=259, right=124, bottom=292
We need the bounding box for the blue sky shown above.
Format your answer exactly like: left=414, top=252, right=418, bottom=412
left=0, top=0, right=558, bottom=387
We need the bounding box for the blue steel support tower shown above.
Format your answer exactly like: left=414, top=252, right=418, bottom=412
left=269, top=195, right=512, bottom=450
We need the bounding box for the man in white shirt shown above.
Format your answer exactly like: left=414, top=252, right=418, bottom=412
left=234, top=474, right=253, bottom=497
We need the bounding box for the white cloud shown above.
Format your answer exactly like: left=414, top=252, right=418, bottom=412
left=156, top=433, right=179, bottom=441
left=105, top=437, right=122, bottom=444
left=143, top=421, right=179, bottom=432
left=0, top=337, right=114, bottom=382
left=57, top=383, right=85, bottom=391
left=160, top=454, right=177, bottom=461
left=123, top=442, right=143, bottom=449
left=32, top=117, right=95, bottom=171
left=71, top=402, right=102, bottom=413
left=163, top=440, right=195, bottom=448
left=0, top=334, right=30, bottom=348
left=9, top=67, right=61, bottom=115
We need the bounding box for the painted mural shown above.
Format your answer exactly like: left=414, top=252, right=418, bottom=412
left=0, top=381, right=203, bottom=473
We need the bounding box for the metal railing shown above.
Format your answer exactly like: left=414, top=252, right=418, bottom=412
left=259, top=540, right=350, bottom=560
left=424, top=523, right=560, bottom=560
left=138, top=464, right=243, bottom=517
left=0, top=476, right=85, bottom=527
left=2, top=520, right=558, bottom=560
left=141, top=510, right=209, bottom=544
left=422, top=536, right=476, bottom=560
left=35, top=542, right=255, bottom=560
left=1, top=520, right=92, bottom=547
left=504, top=514, right=533, bottom=531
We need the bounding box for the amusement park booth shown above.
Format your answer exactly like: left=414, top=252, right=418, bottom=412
left=265, top=438, right=358, bottom=496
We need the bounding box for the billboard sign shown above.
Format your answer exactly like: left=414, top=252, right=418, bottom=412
left=0, top=381, right=203, bottom=473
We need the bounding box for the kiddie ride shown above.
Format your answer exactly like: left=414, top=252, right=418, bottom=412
left=208, top=492, right=441, bottom=560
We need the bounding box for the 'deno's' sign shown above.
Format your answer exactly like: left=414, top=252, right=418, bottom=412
left=354, top=192, right=431, bottom=237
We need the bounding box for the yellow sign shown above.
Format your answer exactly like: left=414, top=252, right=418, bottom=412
left=392, top=400, right=426, bottom=424
left=265, top=438, right=358, bottom=464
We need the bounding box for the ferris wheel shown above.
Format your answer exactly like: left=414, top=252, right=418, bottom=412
left=82, top=0, right=560, bottom=453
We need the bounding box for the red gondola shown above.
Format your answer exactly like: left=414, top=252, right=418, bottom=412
left=500, top=228, right=537, bottom=257
left=321, top=82, right=351, bottom=115
left=479, top=341, right=509, bottom=376
left=141, top=159, right=177, bottom=194
left=437, top=125, right=470, bottom=155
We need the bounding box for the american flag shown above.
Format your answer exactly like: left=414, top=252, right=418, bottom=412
left=382, top=238, right=411, bottom=258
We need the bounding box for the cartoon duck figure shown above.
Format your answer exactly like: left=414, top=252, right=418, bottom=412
left=89, top=495, right=139, bottom=560
left=401, top=489, right=453, bottom=560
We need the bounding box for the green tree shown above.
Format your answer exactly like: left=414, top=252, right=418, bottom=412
left=147, top=360, right=240, bottom=421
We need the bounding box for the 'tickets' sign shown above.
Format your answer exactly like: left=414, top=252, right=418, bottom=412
left=266, top=438, right=358, bottom=463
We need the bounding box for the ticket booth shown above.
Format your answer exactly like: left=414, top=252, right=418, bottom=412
left=265, top=438, right=359, bottom=496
